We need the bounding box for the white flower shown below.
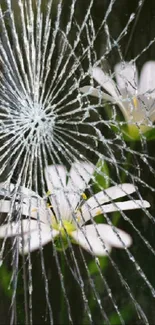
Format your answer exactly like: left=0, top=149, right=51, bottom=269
left=0, top=162, right=150, bottom=256
left=80, top=61, right=155, bottom=139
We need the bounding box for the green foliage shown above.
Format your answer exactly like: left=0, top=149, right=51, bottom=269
left=106, top=304, right=134, bottom=325
left=105, top=102, right=155, bottom=141
left=122, top=125, right=155, bottom=141
left=88, top=256, right=108, bottom=276
left=0, top=265, right=12, bottom=298
left=143, top=127, right=155, bottom=140
left=93, top=159, right=110, bottom=192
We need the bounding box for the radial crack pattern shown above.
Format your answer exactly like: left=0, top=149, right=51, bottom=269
left=0, top=1, right=155, bottom=324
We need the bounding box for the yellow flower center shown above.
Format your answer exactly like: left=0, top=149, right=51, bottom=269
left=52, top=219, right=76, bottom=234
left=81, top=192, right=87, bottom=200
left=52, top=219, right=76, bottom=251
left=133, top=97, right=138, bottom=109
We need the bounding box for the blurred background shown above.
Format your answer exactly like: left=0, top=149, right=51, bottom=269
left=0, top=0, right=155, bottom=324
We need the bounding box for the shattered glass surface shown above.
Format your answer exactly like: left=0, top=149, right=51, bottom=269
left=0, top=0, right=155, bottom=324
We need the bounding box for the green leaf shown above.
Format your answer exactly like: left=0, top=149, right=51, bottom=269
left=88, top=256, right=108, bottom=276
left=111, top=122, right=155, bottom=142
left=93, top=159, right=110, bottom=192
left=0, top=265, right=12, bottom=298
left=106, top=304, right=134, bottom=325
left=143, top=127, right=155, bottom=140
left=104, top=102, right=155, bottom=141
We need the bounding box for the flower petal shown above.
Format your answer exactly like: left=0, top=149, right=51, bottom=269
left=114, top=62, right=138, bottom=94
left=79, top=199, right=150, bottom=225
left=0, top=197, right=52, bottom=224
left=0, top=219, right=39, bottom=238
left=19, top=227, right=59, bottom=254
left=67, top=161, right=95, bottom=209
left=71, top=225, right=111, bottom=256
left=45, top=165, right=67, bottom=190
left=98, top=224, right=132, bottom=248
left=92, top=66, right=131, bottom=121
left=92, top=67, right=120, bottom=99
left=73, top=224, right=132, bottom=249
left=0, top=182, right=53, bottom=224
left=91, top=200, right=150, bottom=217
left=0, top=181, right=16, bottom=197
left=80, top=85, right=116, bottom=102
left=68, top=161, right=94, bottom=190
left=138, top=61, right=155, bottom=97
left=44, top=162, right=94, bottom=221
left=82, top=183, right=136, bottom=210
left=0, top=182, right=42, bottom=202
left=45, top=165, right=70, bottom=219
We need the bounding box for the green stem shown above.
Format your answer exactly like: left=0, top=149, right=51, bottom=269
left=60, top=253, right=66, bottom=325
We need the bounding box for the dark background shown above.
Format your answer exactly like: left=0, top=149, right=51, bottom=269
left=1, top=0, right=155, bottom=324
